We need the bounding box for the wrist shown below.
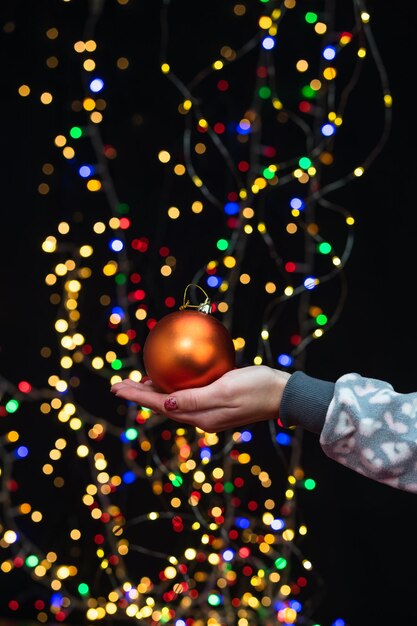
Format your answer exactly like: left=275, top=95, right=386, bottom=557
left=271, top=367, right=291, bottom=418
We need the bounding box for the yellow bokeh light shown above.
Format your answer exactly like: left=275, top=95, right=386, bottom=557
left=83, top=97, right=96, bottom=111
left=233, top=337, right=245, bottom=351
left=74, top=40, right=85, bottom=53
left=38, top=183, right=50, bottom=195
left=54, top=135, right=66, bottom=147
left=60, top=356, right=73, bottom=369
left=93, top=221, right=106, bottom=234
left=323, top=66, right=337, bottom=80
left=158, top=150, right=171, bottom=163
left=135, top=307, right=147, bottom=320
left=296, top=59, right=308, bottom=72
left=77, top=445, right=89, bottom=458
left=234, top=4, right=246, bottom=16
left=80, top=245, right=93, bottom=257
left=117, top=57, right=129, bottom=69
left=242, top=207, right=254, bottom=219
left=259, top=16, right=272, bottom=29
left=57, top=221, right=69, bottom=234
left=42, top=236, right=57, bottom=253
left=310, top=78, right=321, bottom=91
left=160, top=265, right=172, bottom=276
left=90, top=111, right=103, bottom=123
left=265, top=282, right=276, bottom=294
left=46, top=27, right=58, bottom=39
left=46, top=56, right=59, bottom=68
left=4, top=530, right=18, bottom=544
left=85, top=39, right=97, bottom=52
left=174, top=164, right=186, bottom=175
left=191, top=200, right=203, bottom=213
left=62, top=146, right=75, bottom=159
left=18, top=84, right=30, bottom=97
left=92, top=357, right=104, bottom=369
left=315, top=21, right=327, bottom=34
left=87, top=179, right=102, bottom=192
left=40, top=92, right=53, bottom=104
left=223, top=256, right=236, bottom=268
left=167, top=206, right=180, bottom=219
left=194, top=142, right=206, bottom=154
left=7, top=430, right=19, bottom=443
left=83, top=58, right=96, bottom=71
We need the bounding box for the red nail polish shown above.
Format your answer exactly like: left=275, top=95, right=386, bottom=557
left=164, top=397, right=177, bottom=410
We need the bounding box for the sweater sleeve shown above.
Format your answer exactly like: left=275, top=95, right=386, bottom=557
left=280, top=370, right=335, bottom=434
left=280, top=370, right=417, bottom=493
left=319, top=372, right=417, bottom=493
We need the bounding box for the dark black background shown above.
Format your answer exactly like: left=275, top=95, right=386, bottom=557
left=1, top=1, right=417, bottom=625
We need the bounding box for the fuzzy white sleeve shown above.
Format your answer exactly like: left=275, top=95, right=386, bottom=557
left=320, top=373, right=417, bottom=493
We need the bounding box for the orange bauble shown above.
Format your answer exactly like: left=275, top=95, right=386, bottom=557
left=143, top=309, right=236, bottom=393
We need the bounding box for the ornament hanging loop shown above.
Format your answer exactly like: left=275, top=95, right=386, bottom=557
left=180, top=283, right=212, bottom=314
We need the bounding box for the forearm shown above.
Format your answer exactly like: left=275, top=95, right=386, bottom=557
left=280, top=370, right=417, bottom=493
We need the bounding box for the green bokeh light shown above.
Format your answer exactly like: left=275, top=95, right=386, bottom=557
left=117, top=202, right=130, bottom=214
left=171, top=474, right=183, bottom=487
left=318, top=242, right=332, bottom=254
left=259, top=86, right=271, bottom=99
left=115, top=273, right=127, bottom=285
left=305, top=11, right=318, bottom=23
left=69, top=126, right=83, bottom=139
left=125, top=428, right=138, bottom=441
left=299, top=156, right=312, bottom=169
left=216, top=239, right=229, bottom=251
left=316, top=314, right=328, bottom=326
left=25, top=555, right=39, bottom=568
left=5, top=399, right=19, bottom=413
left=301, top=85, right=316, bottom=99
left=78, top=582, right=90, bottom=596
left=208, top=593, right=222, bottom=606
left=304, top=478, right=316, bottom=490
left=263, top=167, right=275, bottom=180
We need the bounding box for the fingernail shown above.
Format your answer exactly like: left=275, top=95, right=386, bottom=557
left=164, top=397, right=177, bottom=410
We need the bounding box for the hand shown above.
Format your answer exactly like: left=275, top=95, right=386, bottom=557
left=110, top=365, right=291, bottom=433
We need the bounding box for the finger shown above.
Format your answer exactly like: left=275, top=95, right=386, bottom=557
left=163, top=380, right=232, bottom=413
left=111, top=379, right=159, bottom=393
left=111, top=385, right=168, bottom=413
left=111, top=378, right=145, bottom=388
left=164, top=406, right=242, bottom=433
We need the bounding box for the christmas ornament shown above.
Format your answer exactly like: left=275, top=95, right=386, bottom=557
left=143, top=284, right=236, bottom=393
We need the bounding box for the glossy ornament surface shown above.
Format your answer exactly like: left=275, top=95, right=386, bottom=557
left=143, top=309, right=236, bottom=393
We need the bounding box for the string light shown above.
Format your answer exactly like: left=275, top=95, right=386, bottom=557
left=1, top=1, right=391, bottom=624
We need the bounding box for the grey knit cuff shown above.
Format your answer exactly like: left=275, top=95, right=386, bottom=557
left=280, top=371, right=335, bottom=434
